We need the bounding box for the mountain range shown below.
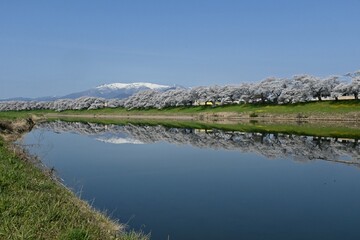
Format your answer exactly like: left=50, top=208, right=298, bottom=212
left=1, top=82, right=183, bottom=101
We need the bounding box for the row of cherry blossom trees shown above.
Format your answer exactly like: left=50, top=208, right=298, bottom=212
left=110, top=71, right=360, bottom=109
left=0, top=71, right=359, bottom=111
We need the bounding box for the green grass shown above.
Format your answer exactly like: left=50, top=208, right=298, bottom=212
left=0, top=110, right=53, bottom=120
left=210, top=100, right=360, bottom=114
left=0, top=137, right=149, bottom=240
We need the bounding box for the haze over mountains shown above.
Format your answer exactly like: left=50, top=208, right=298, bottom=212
left=1, top=82, right=182, bottom=101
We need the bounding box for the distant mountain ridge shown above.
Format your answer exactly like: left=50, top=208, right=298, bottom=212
left=61, top=82, right=175, bottom=100
left=1, top=82, right=183, bottom=101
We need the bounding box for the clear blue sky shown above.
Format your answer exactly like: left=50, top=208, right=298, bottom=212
left=1, top=0, right=360, bottom=98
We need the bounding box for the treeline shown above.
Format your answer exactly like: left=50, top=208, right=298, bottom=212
left=0, top=71, right=359, bottom=112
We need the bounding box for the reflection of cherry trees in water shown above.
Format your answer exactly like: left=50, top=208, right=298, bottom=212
left=36, top=121, right=360, bottom=166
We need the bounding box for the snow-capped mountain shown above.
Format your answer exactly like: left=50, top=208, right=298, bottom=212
left=61, top=82, right=175, bottom=99
left=96, top=82, right=170, bottom=90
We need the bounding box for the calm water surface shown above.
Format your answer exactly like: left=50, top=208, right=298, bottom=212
left=24, top=121, right=360, bottom=240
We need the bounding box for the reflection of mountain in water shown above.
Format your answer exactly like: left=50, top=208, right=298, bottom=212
left=36, top=121, right=360, bottom=165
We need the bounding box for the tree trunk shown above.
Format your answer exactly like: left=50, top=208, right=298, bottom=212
left=261, top=94, right=265, bottom=103
left=211, top=101, right=216, bottom=107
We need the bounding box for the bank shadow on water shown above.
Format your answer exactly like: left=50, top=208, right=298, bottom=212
left=35, top=120, right=360, bottom=167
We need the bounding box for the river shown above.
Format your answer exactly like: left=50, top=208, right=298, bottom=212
left=23, top=121, right=360, bottom=240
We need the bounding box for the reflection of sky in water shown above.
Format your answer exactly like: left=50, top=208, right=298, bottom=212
left=24, top=121, right=360, bottom=240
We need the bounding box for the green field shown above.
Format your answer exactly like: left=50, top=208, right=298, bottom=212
left=0, top=109, right=53, bottom=120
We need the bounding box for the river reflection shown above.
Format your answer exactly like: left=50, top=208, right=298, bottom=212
left=24, top=121, right=360, bottom=240
left=36, top=121, right=360, bottom=166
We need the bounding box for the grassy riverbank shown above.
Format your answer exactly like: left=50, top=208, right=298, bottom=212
left=0, top=120, right=148, bottom=240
